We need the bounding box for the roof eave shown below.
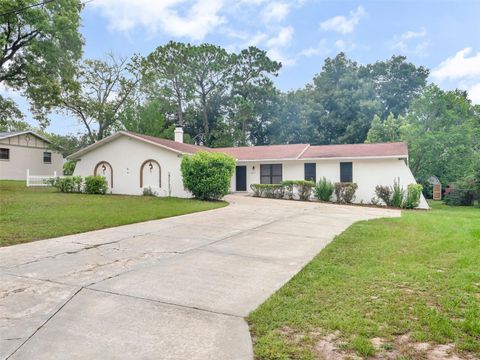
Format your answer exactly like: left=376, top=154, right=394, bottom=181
left=67, top=131, right=191, bottom=160
left=0, top=130, right=52, bottom=144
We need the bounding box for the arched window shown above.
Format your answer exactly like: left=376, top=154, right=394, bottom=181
left=140, top=159, right=161, bottom=188
left=94, top=161, right=113, bottom=188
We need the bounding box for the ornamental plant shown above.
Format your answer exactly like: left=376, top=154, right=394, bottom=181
left=403, top=183, right=423, bottom=209
left=84, top=176, right=108, bottom=194
left=295, top=180, right=315, bottom=200
left=314, top=177, right=334, bottom=201
left=181, top=151, right=236, bottom=200
left=334, top=182, right=358, bottom=204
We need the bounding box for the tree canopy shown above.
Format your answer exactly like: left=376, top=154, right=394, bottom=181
left=0, top=0, right=83, bottom=127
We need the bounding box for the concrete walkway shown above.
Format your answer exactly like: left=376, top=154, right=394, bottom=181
left=0, top=195, right=400, bottom=360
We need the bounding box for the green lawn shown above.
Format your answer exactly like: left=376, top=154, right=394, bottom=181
left=249, top=202, right=480, bottom=359
left=0, top=180, right=226, bottom=247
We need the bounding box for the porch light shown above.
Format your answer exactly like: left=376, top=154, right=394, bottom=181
left=101, top=164, right=106, bottom=173
left=149, top=162, right=153, bottom=171
left=252, top=166, right=255, bottom=171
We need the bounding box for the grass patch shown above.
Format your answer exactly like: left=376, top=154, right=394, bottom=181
left=0, top=180, right=227, bottom=246
left=249, top=202, right=480, bottom=358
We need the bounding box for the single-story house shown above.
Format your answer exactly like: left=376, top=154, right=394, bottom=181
left=68, top=128, right=429, bottom=209
left=0, top=131, right=64, bottom=180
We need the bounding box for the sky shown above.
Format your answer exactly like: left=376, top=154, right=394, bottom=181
left=4, top=0, right=480, bottom=135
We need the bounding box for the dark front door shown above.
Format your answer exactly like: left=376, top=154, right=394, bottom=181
left=236, top=166, right=247, bottom=191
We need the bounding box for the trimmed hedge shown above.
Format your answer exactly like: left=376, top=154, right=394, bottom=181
left=250, top=180, right=315, bottom=200
left=181, top=151, right=236, bottom=200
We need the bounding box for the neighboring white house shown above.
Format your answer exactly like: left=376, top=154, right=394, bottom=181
left=68, top=128, right=429, bottom=209
left=0, top=131, right=64, bottom=180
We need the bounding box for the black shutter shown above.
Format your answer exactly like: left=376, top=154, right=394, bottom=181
left=340, top=162, right=353, bottom=182
left=304, top=163, right=316, bottom=183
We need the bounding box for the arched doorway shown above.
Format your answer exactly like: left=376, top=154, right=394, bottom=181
left=94, top=161, right=113, bottom=188
left=140, top=159, right=161, bottom=189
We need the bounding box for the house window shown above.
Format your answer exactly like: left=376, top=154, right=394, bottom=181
left=0, top=148, right=9, bottom=160
left=304, top=163, right=316, bottom=183
left=260, top=164, right=282, bottom=184
left=340, top=162, right=353, bottom=182
left=43, top=152, right=52, bottom=164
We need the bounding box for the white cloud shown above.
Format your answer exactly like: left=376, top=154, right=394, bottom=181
left=466, top=83, right=480, bottom=104
left=267, top=48, right=296, bottom=66
left=261, top=2, right=291, bottom=23
left=431, top=48, right=480, bottom=104
left=390, top=27, right=428, bottom=56
left=431, top=47, right=480, bottom=81
left=334, top=39, right=356, bottom=52
left=92, top=0, right=225, bottom=40
left=299, top=39, right=329, bottom=57
left=320, top=6, right=366, bottom=34
left=266, top=26, right=294, bottom=47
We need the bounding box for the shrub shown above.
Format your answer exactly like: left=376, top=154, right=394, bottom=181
left=295, top=180, right=315, bottom=201
left=48, top=176, right=83, bottom=193
left=281, top=180, right=295, bottom=200
left=142, top=187, right=157, bottom=196
left=314, top=177, right=334, bottom=201
left=391, top=177, right=404, bottom=208
left=84, top=175, right=108, bottom=194
left=250, top=184, right=264, bottom=197
left=250, top=184, right=283, bottom=198
left=403, top=184, right=423, bottom=209
left=375, top=185, right=392, bottom=206
left=334, top=182, right=358, bottom=204
left=444, top=180, right=476, bottom=206
left=181, top=151, right=235, bottom=200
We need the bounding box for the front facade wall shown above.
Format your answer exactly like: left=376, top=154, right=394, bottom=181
left=231, top=158, right=428, bottom=209
left=73, top=136, right=190, bottom=197
left=0, top=134, right=63, bottom=180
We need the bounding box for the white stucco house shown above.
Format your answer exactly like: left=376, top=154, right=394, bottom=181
left=0, top=131, right=64, bottom=180
left=68, top=128, right=428, bottom=209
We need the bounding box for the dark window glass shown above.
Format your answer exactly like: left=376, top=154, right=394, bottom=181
left=340, top=162, right=353, bottom=182
left=0, top=148, right=9, bottom=160
left=260, top=164, right=283, bottom=184
left=43, top=151, right=52, bottom=164
left=304, top=163, right=316, bottom=183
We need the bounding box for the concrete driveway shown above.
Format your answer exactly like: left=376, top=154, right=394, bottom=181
left=0, top=195, right=400, bottom=360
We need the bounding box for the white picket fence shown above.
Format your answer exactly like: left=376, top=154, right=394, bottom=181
left=26, top=169, right=60, bottom=187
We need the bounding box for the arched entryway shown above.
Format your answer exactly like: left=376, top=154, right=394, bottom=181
left=140, top=159, right=161, bottom=188
left=94, top=161, right=113, bottom=188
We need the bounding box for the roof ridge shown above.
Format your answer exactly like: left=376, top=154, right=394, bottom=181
left=296, top=144, right=311, bottom=159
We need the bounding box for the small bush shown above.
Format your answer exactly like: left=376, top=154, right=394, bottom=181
left=181, top=151, right=236, bottom=200
left=250, top=184, right=264, bottom=197
left=295, top=180, right=315, bottom=201
left=281, top=180, right=295, bottom=200
left=84, top=175, right=108, bottom=194
left=48, top=176, right=83, bottom=193
left=142, top=187, right=157, bottom=196
left=444, top=180, right=476, bottom=206
left=314, top=177, right=334, bottom=201
left=375, top=185, right=393, bottom=206
left=250, top=184, right=283, bottom=198
left=391, top=177, right=404, bottom=208
left=403, top=184, right=423, bottom=209
left=334, top=182, right=358, bottom=204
